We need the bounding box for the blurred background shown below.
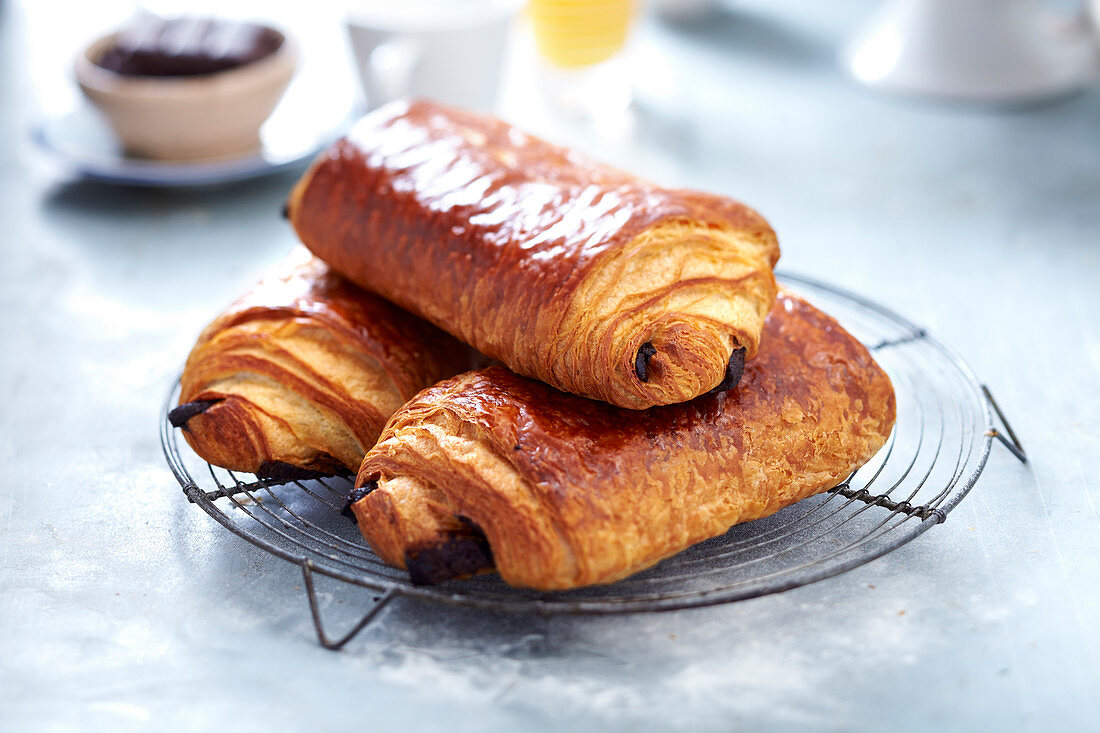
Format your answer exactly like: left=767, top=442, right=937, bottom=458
left=12, top=0, right=1100, bottom=364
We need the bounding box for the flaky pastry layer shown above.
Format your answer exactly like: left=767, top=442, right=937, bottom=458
left=176, top=247, right=466, bottom=475
left=288, top=99, right=779, bottom=409
left=351, top=291, right=897, bottom=590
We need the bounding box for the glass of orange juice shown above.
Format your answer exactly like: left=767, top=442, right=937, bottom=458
left=528, top=0, right=639, bottom=117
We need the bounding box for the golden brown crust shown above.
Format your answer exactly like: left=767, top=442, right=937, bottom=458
left=177, top=247, right=467, bottom=474
left=351, top=291, right=897, bottom=590
left=288, top=99, right=779, bottom=409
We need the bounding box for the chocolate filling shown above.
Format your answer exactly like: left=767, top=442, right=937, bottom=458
left=405, top=520, right=493, bottom=585
left=340, top=480, right=378, bottom=522
left=707, top=347, right=747, bottom=394
left=635, top=342, right=657, bottom=383
left=255, top=461, right=336, bottom=482
left=167, top=399, right=222, bottom=429
left=95, top=17, right=284, bottom=77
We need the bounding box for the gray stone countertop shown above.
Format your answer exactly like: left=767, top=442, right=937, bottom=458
left=1, top=1, right=1097, bottom=730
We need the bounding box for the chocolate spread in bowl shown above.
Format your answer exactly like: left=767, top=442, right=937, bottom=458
left=95, top=16, right=284, bottom=77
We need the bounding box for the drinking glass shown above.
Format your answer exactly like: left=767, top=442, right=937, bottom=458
left=528, top=0, right=639, bottom=117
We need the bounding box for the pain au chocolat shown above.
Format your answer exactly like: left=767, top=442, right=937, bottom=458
left=170, top=247, right=466, bottom=479
left=287, top=99, right=779, bottom=410
left=348, top=291, right=896, bottom=590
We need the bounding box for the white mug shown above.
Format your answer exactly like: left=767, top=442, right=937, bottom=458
left=843, top=0, right=1100, bottom=103
left=345, top=0, right=523, bottom=112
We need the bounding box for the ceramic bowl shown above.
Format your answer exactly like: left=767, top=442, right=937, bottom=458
left=75, top=26, right=297, bottom=160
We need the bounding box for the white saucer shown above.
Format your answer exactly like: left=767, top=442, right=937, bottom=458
left=33, top=93, right=357, bottom=187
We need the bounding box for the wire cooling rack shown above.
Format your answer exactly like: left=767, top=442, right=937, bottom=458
left=161, top=272, right=1026, bottom=649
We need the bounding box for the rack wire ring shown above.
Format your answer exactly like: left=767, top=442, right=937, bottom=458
left=161, top=272, right=1026, bottom=643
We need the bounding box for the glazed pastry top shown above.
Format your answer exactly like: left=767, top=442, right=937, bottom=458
left=178, top=247, right=467, bottom=474
left=353, top=290, right=897, bottom=589
left=290, top=99, right=780, bottom=408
